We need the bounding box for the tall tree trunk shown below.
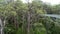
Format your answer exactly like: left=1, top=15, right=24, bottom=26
left=0, top=18, right=4, bottom=34
left=27, top=0, right=30, bottom=34
left=14, top=16, right=19, bottom=29
left=22, top=15, right=24, bottom=33
left=27, top=11, right=30, bottom=34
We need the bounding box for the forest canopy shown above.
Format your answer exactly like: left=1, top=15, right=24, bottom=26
left=0, top=0, right=60, bottom=34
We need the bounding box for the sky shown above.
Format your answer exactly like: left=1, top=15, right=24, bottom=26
left=41, top=0, right=60, bottom=5
left=21, top=0, right=60, bottom=5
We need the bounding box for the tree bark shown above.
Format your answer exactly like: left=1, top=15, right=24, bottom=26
left=0, top=18, right=4, bottom=34
left=27, top=11, right=30, bottom=34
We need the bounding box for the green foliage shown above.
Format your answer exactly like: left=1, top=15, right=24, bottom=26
left=0, top=0, right=60, bottom=34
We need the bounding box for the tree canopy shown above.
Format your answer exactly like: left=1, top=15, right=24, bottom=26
left=0, top=0, right=60, bottom=34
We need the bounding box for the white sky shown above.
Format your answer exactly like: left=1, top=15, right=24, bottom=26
left=21, top=0, right=60, bottom=5
left=41, top=0, right=60, bottom=5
